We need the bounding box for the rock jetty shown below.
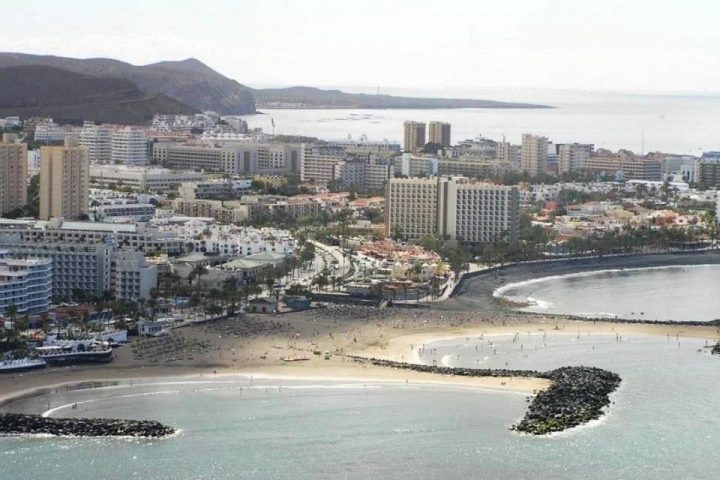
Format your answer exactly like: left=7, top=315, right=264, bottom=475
left=0, top=413, right=175, bottom=437
left=350, top=356, right=621, bottom=435
left=516, top=366, right=621, bottom=435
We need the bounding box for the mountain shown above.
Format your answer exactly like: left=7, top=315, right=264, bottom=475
left=0, top=65, right=196, bottom=124
left=0, top=52, right=551, bottom=122
left=252, top=86, right=550, bottom=109
left=0, top=53, right=256, bottom=115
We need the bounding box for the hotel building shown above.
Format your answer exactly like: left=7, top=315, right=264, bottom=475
left=0, top=250, right=52, bottom=315
left=386, top=177, right=519, bottom=243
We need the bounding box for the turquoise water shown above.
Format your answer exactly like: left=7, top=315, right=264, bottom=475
left=495, top=264, right=720, bottom=321
left=2, top=331, right=719, bottom=479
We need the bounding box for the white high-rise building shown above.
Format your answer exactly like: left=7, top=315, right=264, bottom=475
left=111, top=127, right=147, bottom=166
left=521, top=134, right=549, bottom=177
left=80, top=122, right=112, bottom=164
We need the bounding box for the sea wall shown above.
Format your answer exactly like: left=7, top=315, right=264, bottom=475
left=0, top=413, right=175, bottom=437
left=349, top=356, right=621, bottom=435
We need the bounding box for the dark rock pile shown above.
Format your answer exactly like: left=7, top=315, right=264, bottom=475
left=349, top=356, right=621, bottom=435
left=712, top=343, right=720, bottom=355
left=516, top=366, right=621, bottom=435
left=0, top=413, right=175, bottom=437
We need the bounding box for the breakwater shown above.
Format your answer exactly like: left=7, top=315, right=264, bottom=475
left=0, top=413, right=175, bottom=437
left=349, top=356, right=621, bottom=435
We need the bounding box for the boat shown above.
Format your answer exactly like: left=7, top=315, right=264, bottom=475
left=36, top=342, right=113, bottom=366
left=0, top=358, right=47, bottom=373
left=281, top=355, right=310, bottom=362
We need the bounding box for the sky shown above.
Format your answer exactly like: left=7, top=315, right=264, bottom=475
left=3, top=0, right=720, bottom=95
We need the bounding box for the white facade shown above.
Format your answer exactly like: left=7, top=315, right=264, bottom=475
left=90, top=165, right=207, bottom=192
left=80, top=122, right=112, bottom=164
left=0, top=250, right=52, bottom=315
left=558, top=143, right=593, bottom=174
left=111, top=127, right=147, bottom=166
left=111, top=251, right=157, bottom=301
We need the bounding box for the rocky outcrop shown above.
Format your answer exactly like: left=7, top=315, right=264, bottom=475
left=516, top=366, right=621, bottom=435
left=0, top=413, right=175, bottom=437
left=712, top=343, right=720, bottom=355
left=350, top=356, right=621, bottom=435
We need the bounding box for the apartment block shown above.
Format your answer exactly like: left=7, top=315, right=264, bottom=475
left=558, top=143, right=593, bottom=174
left=385, top=178, right=439, bottom=240
left=521, top=134, right=549, bottom=177
left=403, top=121, right=426, bottom=152
left=300, top=144, right=345, bottom=184
left=80, top=122, right=112, bottom=164
left=0, top=134, right=28, bottom=215
left=39, top=137, right=89, bottom=220
left=111, top=127, right=147, bottom=166
left=428, top=121, right=451, bottom=147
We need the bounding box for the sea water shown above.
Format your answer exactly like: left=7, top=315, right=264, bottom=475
left=2, top=331, right=719, bottom=479
left=495, top=264, right=720, bottom=321
left=240, top=88, right=720, bottom=154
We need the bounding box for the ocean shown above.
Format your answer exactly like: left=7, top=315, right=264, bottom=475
left=495, top=264, right=720, bottom=321
left=239, top=88, right=720, bottom=155
left=2, top=331, right=719, bottom=479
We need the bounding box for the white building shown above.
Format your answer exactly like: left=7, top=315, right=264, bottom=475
left=111, top=127, right=147, bottom=166
left=90, top=165, right=207, bottom=192
left=80, top=122, right=112, bottom=164
left=0, top=250, right=52, bottom=315
left=111, top=251, right=157, bottom=301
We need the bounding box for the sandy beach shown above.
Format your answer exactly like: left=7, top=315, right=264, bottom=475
left=2, top=304, right=718, bottom=407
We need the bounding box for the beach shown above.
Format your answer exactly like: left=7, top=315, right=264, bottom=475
left=2, top=304, right=718, bottom=408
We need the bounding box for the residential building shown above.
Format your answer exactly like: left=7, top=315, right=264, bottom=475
left=403, top=121, right=426, bottom=152
left=155, top=143, right=223, bottom=171
left=521, top=134, right=549, bottom=177
left=428, top=121, right=451, bottom=147
left=80, top=122, right=112, bottom=164
left=89, top=165, right=207, bottom=192
left=93, top=203, right=156, bottom=222
left=0, top=250, right=52, bottom=315
left=558, top=143, right=593, bottom=174
left=586, top=152, right=662, bottom=181
left=39, top=137, right=89, bottom=220
left=338, top=158, right=393, bottom=192
left=0, top=134, right=28, bottom=215
left=111, top=127, right=147, bottom=166
left=496, top=141, right=521, bottom=168
left=394, top=154, right=438, bottom=177
left=0, top=218, right=184, bottom=254
left=178, top=179, right=252, bottom=200
left=110, top=251, right=157, bottom=301
left=698, top=153, right=720, bottom=187
left=437, top=157, right=514, bottom=179
left=300, top=144, right=345, bottom=184
left=386, top=176, right=519, bottom=243
left=385, top=178, right=439, bottom=239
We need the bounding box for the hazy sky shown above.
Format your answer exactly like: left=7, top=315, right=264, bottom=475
left=4, top=0, right=720, bottom=94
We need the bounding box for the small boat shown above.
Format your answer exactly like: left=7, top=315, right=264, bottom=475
left=281, top=355, right=310, bottom=362
left=0, top=358, right=47, bottom=373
